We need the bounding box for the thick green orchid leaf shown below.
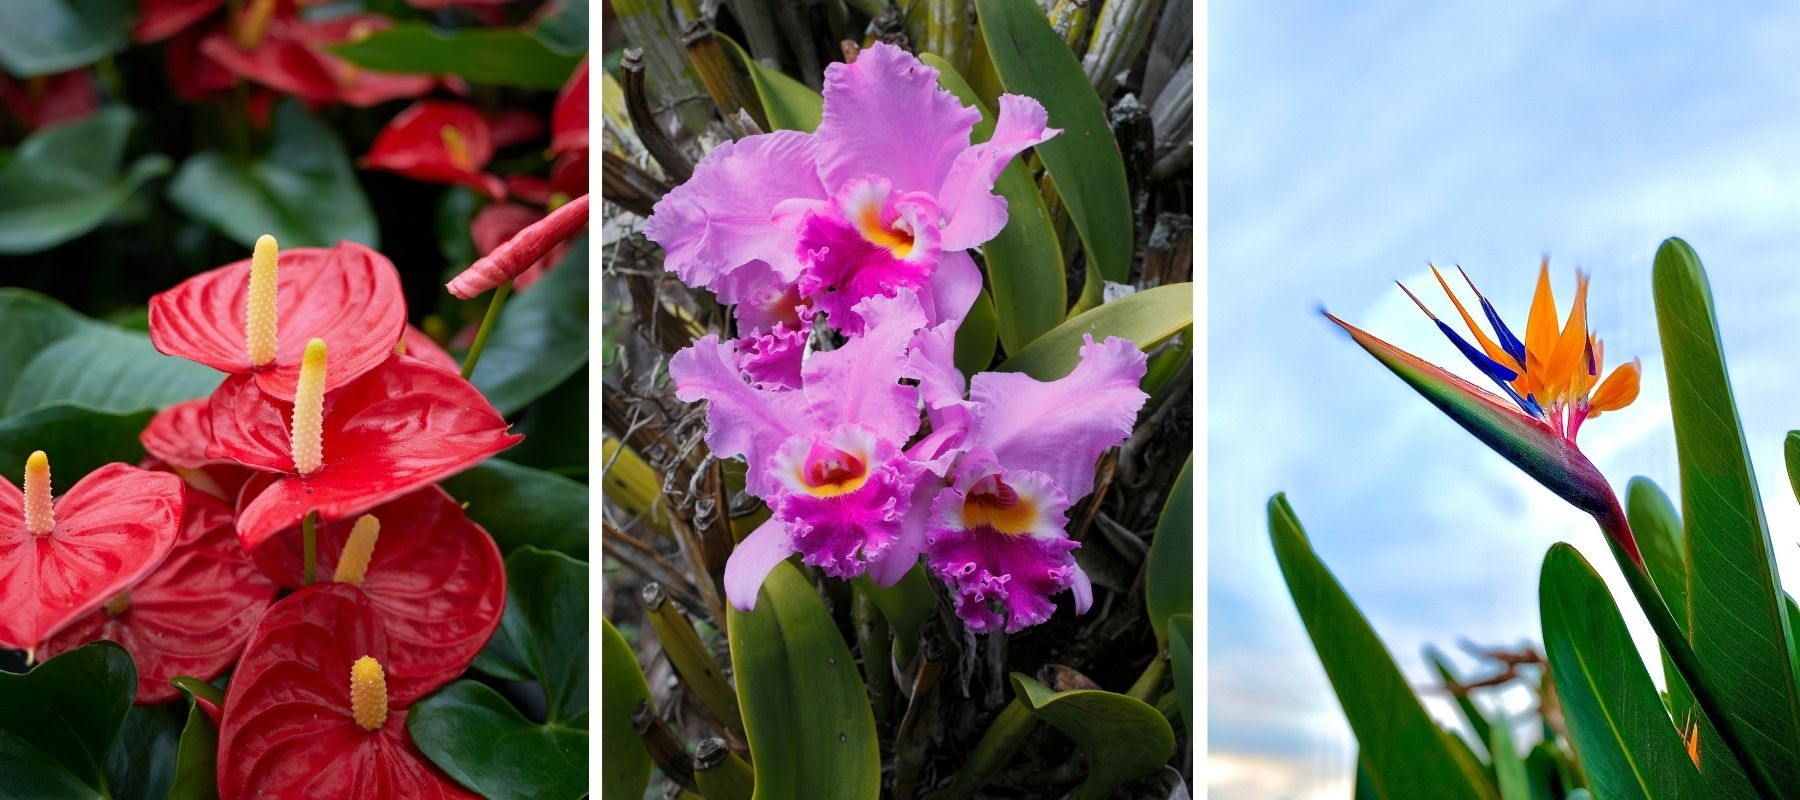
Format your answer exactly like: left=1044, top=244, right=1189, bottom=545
left=1539, top=543, right=1709, bottom=798
left=954, top=288, right=1000, bottom=375
left=1652, top=237, right=1800, bottom=793
left=600, top=437, right=673, bottom=540
left=169, top=102, right=377, bottom=249
left=0, top=108, right=171, bottom=255
left=853, top=566, right=937, bottom=666
left=999, top=283, right=1192, bottom=380
left=1325, top=312, right=1616, bottom=519
left=0, top=642, right=136, bottom=799
left=1269, top=494, right=1493, bottom=800
left=467, top=236, right=589, bottom=416
left=0, top=0, right=132, bottom=77
left=1008, top=673, right=1175, bottom=800
left=441, top=458, right=588, bottom=559
left=718, top=34, right=821, bottom=132
left=599, top=619, right=653, bottom=800
left=1425, top=647, right=1493, bottom=753
left=409, top=681, right=588, bottom=800
left=331, top=24, right=581, bottom=90
left=1145, top=455, right=1193, bottom=648
left=974, top=0, right=1133, bottom=285
left=728, top=561, right=880, bottom=799
left=1167, top=613, right=1193, bottom=736
left=923, top=52, right=1066, bottom=355
left=104, top=703, right=182, bottom=800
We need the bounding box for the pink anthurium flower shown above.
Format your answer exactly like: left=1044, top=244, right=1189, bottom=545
left=149, top=236, right=408, bottom=401
left=39, top=490, right=277, bottom=703
left=644, top=42, right=1058, bottom=335
left=363, top=100, right=507, bottom=200
left=207, top=344, right=520, bottom=548
left=0, top=453, right=185, bottom=652
left=247, top=487, right=506, bottom=699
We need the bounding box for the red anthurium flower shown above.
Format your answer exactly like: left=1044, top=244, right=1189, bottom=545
left=149, top=236, right=407, bottom=401
left=287, top=15, right=437, bottom=108
left=207, top=347, right=521, bottom=547
left=362, top=100, right=507, bottom=200
left=550, top=58, right=588, bottom=157
left=471, top=202, right=570, bottom=291
left=201, top=14, right=339, bottom=103
left=249, top=487, right=505, bottom=700
left=0, top=453, right=184, bottom=652
left=218, top=583, right=478, bottom=799
left=166, top=24, right=237, bottom=102
left=140, top=399, right=256, bottom=502
left=505, top=174, right=553, bottom=206
left=0, top=71, right=98, bottom=130
left=447, top=193, right=589, bottom=299
left=489, top=109, right=546, bottom=151
left=39, top=491, right=277, bottom=704
left=133, top=0, right=226, bottom=43
left=400, top=324, right=460, bottom=373
left=550, top=147, right=588, bottom=200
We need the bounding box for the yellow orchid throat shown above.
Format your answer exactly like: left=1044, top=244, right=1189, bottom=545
left=961, top=477, right=1038, bottom=536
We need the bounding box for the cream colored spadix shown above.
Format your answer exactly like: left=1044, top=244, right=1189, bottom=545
left=23, top=450, right=52, bottom=535
left=245, top=234, right=280, bottom=368
left=291, top=339, right=327, bottom=474
left=333, top=515, right=381, bottom=586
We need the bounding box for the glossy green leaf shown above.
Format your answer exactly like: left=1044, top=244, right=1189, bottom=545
left=0, top=0, right=132, bottom=77
left=168, top=691, right=220, bottom=800
left=975, top=0, right=1132, bottom=284
left=468, top=236, right=588, bottom=416
left=600, top=618, right=653, bottom=800
left=1627, top=476, right=1689, bottom=633
left=0, top=290, right=88, bottom=398
left=7, top=326, right=219, bottom=416
left=954, top=289, right=1000, bottom=375
left=0, top=109, right=171, bottom=255
left=718, top=33, right=822, bottom=132
left=853, top=565, right=937, bottom=665
left=1489, top=717, right=1528, bottom=800
left=1540, top=543, right=1707, bottom=798
left=1425, top=647, right=1492, bottom=752
left=1009, top=673, right=1175, bottom=800
left=1000, top=283, right=1191, bottom=380
left=0, top=642, right=135, bottom=799
left=441, top=458, right=588, bottom=559
left=410, top=680, right=588, bottom=800
left=499, top=548, right=589, bottom=726
left=498, top=367, right=589, bottom=476
left=0, top=403, right=150, bottom=479
left=331, top=24, right=581, bottom=90
left=1167, top=613, right=1193, bottom=736
left=1652, top=237, right=1800, bottom=789
left=531, top=0, right=588, bottom=54
left=923, top=52, right=1066, bottom=354
left=729, top=561, right=880, bottom=799
left=1524, top=742, right=1567, bottom=800
left=169, top=102, right=377, bottom=249
left=1268, top=494, right=1492, bottom=800
left=104, top=703, right=182, bottom=800
left=1145, top=454, right=1192, bottom=648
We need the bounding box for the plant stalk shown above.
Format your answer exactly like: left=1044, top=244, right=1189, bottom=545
left=1124, top=651, right=1167, bottom=703
left=937, top=699, right=1036, bottom=800
left=459, top=279, right=512, bottom=380
left=641, top=583, right=745, bottom=733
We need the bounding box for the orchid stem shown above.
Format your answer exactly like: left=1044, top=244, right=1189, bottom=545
left=1124, top=651, right=1167, bottom=703
left=936, top=699, right=1035, bottom=800
left=459, top=280, right=512, bottom=380
left=301, top=511, right=317, bottom=586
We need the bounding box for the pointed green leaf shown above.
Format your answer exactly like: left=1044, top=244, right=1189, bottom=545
left=954, top=288, right=1000, bottom=375
left=467, top=235, right=589, bottom=416
left=7, top=325, right=219, bottom=417
left=729, top=561, right=880, bottom=798
left=999, top=282, right=1191, bottom=380
left=718, top=34, right=822, bottom=132
left=1008, top=673, right=1175, bottom=800
left=0, top=108, right=171, bottom=255
left=330, top=24, right=581, bottom=90
left=0, top=642, right=135, bottom=799
left=499, top=548, right=588, bottom=726
left=1652, top=237, right=1800, bottom=791
left=1167, top=613, right=1193, bottom=736
left=0, top=403, right=151, bottom=479
left=1626, top=476, right=1688, bottom=633
left=1426, top=647, right=1492, bottom=753
left=974, top=0, right=1133, bottom=284
left=1539, top=543, right=1705, bottom=798
left=440, top=458, right=589, bottom=559
left=1490, top=717, right=1529, bottom=800
left=1145, top=455, right=1193, bottom=648
left=600, top=618, right=653, bottom=800
left=0, top=0, right=132, bottom=77
left=1268, top=494, right=1492, bottom=800
left=410, top=681, right=589, bottom=800
left=168, top=686, right=221, bottom=800
left=104, top=703, right=182, bottom=800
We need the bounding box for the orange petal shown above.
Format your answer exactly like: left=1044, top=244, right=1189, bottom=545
left=1543, top=272, right=1591, bottom=399
left=1589, top=358, right=1641, bottom=413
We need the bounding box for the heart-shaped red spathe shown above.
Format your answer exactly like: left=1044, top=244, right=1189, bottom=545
left=148, top=240, right=408, bottom=401
left=362, top=100, right=506, bottom=200
left=207, top=355, right=522, bottom=547
left=288, top=14, right=438, bottom=108
left=249, top=486, right=504, bottom=704
left=140, top=398, right=255, bottom=502
left=218, top=583, right=478, bottom=800
left=200, top=19, right=339, bottom=103
left=400, top=324, right=459, bottom=373
left=38, top=490, right=277, bottom=704
left=0, top=464, right=185, bottom=652
left=550, top=58, right=588, bottom=157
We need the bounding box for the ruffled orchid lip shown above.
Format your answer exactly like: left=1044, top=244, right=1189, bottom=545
left=926, top=469, right=1082, bottom=634
left=796, top=177, right=943, bottom=333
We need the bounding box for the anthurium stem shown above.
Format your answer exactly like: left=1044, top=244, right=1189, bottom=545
left=301, top=511, right=317, bottom=586
left=1597, top=505, right=1788, bottom=800
left=936, top=699, right=1036, bottom=800
left=459, top=279, right=512, bottom=380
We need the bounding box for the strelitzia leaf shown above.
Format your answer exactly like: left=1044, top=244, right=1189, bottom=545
left=1008, top=673, right=1175, bottom=800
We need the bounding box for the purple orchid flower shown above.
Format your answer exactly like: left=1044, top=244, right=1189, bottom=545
left=643, top=43, right=1059, bottom=339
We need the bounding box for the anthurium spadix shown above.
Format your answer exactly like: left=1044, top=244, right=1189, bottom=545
left=0, top=452, right=185, bottom=652
left=1326, top=262, right=1643, bottom=561
left=148, top=235, right=407, bottom=400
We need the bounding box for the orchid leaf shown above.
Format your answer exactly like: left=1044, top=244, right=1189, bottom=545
left=853, top=566, right=938, bottom=666
left=599, top=618, right=653, bottom=800
left=1168, top=613, right=1193, bottom=736
left=974, top=0, right=1133, bottom=285
left=954, top=288, right=1000, bottom=374
left=1008, top=673, right=1175, bottom=799
left=330, top=24, right=581, bottom=90
left=923, top=52, right=1066, bottom=354
left=0, top=642, right=135, bottom=799
left=1653, top=237, right=1800, bottom=791
left=466, top=235, right=589, bottom=416
left=1000, top=283, right=1192, bottom=380
left=1539, top=543, right=1708, bottom=798
left=1488, top=715, right=1528, bottom=800
left=1145, top=455, right=1193, bottom=648
left=728, top=561, right=880, bottom=799
left=0, top=108, right=171, bottom=255
left=718, top=33, right=821, bottom=132
left=1269, top=494, right=1493, bottom=799
left=0, top=0, right=132, bottom=77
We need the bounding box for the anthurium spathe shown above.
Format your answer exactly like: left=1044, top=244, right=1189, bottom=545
left=247, top=487, right=506, bottom=702
left=218, top=583, right=477, bottom=799
left=140, top=398, right=254, bottom=502
left=0, top=453, right=185, bottom=652
left=148, top=235, right=408, bottom=400
left=644, top=42, right=1058, bottom=335
left=38, top=490, right=277, bottom=703
left=207, top=344, right=521, bottom=547
left=363, top=100, right=507, bottom=201
left=1327, top=262, right=1643, bottom=558
left=446, top=194, right=590, bottom=299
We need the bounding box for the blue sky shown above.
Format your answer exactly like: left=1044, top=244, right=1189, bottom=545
left=1207, top=4, right=1800, bottom=797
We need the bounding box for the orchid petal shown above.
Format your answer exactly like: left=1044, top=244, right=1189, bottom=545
left=813, top=43, right=979, bottom=198
left=670, top=336, right=807, bottom=497
left=724, top=517, right=795, bottom=612
left=800, top=290, right=926, bottom=442
left=936, top=94, right=1060, bottom=251
left=922, top=249, right=983, bottom=328
left=644, top=130, right=825, bottom=291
